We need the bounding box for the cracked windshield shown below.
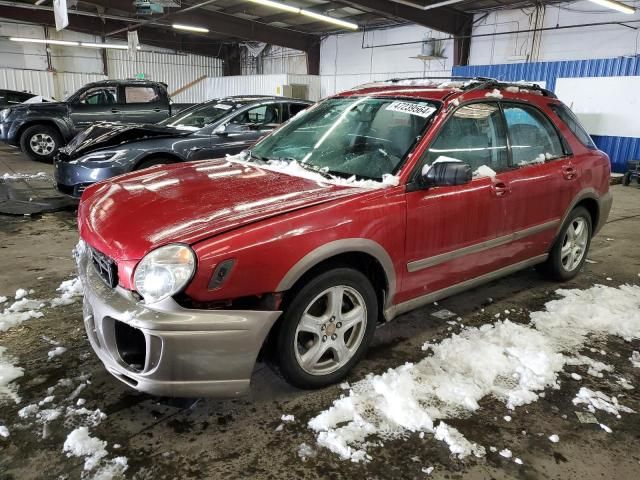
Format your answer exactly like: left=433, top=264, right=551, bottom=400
left=250, top=97, right=438, bottom=180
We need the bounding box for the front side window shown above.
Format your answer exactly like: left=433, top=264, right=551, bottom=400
left=251, top=97, right=437, bottom=180
left=424, top=102, right=508, bottom=174
left=550, top=103, right=595, bottom=149
left=160, top=102, right=236, bottom=130
left=231, top=104, right=281, bottom=127
left=79, top=87, right=117, bottom=105
left=503, top=104, right=564, bottom=166
left=125, top=86, right=158, bottom=104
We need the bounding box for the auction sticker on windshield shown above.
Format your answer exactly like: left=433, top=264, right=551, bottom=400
left=385, top=101, right=436, bottom=118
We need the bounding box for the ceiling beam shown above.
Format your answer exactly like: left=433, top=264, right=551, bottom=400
left=343, top=0, right=471, bottom=34
left=0, top=5, right=227, bottom=55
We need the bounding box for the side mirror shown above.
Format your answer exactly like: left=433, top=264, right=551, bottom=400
left=421, top=161, right=472, bottom=188
left=213, top=123, right=228, bottom=136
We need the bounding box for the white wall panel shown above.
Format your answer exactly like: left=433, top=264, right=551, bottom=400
left=107, top=50, right=223, bottom=103
left=555, top=76, right=640, bottom=138
left=0, top=68, right=54, bottom=98
left=53, top=72, right=107, bottom=100
left=320, top=24, right=453, bottom=97
left=206, top=74, right=321, bottom=101
left=469, top=1, right=640, bottom=65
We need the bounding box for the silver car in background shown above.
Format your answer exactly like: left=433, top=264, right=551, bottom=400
left=54, top=96, right=312, bottom=197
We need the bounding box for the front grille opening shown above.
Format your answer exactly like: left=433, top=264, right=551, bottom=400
left=114, top=320, right=146, bottom=372
left=90, top=247, right=118, bottom=288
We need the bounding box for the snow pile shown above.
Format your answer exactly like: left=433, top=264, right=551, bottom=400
left=47, top=346, right=67, bottom=360
left=63, top=427, right=108, bottom=470
left=0, top=346, right=24, bottom=403
left=0, top=295, right=45, bottom=332
left=572, top=388, right=634, bottom=416
left=0, top=425, right=8, bottom=438
left=308, top=284, right=640, bottom=462
left=228, top=155, right=400, bottom=190
left=631, top=351, right=640, bottom=368
left=1, top=172, right=50, bottom=181
left=473, top=165, right=497, bottom=179
left=50, top=277, right=83, bottom=307
left=518, top=153, right=552, bottom=167
left=485, top=89, right=503, bottom=99
left=1, top=277, right=83, bottom=333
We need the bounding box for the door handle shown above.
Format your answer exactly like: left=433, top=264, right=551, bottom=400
left=491, top=181, right=511, bottom=197
left=189, top=147, right=203, bottom=152
left=562, top=165, right=577, bottom=180
left=111, top=108, right=119, bottom=113
left=153, top=107, right=161, bottom=112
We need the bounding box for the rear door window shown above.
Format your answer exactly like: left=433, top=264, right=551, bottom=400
left=550, top=103, right=596, bottom=149
left=124, top=86, right=159, bottom=104
left=503, top=104, right=565, bottom=166
left=425, top=102, right=509, bottom=174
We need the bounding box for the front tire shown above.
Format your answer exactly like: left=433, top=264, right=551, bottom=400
left=276, top=268, right=378, bottom=389
left=539, top=206, right=592, bottom=281
left=20, top=124, right=62, bottom=162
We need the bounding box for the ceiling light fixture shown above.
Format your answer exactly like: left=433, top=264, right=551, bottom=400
left=80, top=42, right=130, bottom=50
left=172, top=23, right=210, bottom=33
left=588, top=0, right=635, bottom=14
left=246, top=0, right=358, bottom=30
left=9, top=37, right=79, bottom=46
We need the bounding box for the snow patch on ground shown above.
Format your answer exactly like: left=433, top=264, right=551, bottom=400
left=572, top=387, right=634, bottom=416
left=0, top=425, right=9, bottom=438
left=1, top=172, right=50, bottom=181
left=47, top=346, right=67, bottom=360
left=0, top=346, right=24, bottom=403
left=308, top=284, right=640, bottom=462
left=631, top=351, right=640, bottom=368
left=50, top=277, right=84, bottom=307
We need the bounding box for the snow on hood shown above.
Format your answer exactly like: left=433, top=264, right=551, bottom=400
left=226, top=152, right=400, bottom=189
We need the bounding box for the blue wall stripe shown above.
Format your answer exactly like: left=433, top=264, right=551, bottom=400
left=453, top=57, right=640, bottom=172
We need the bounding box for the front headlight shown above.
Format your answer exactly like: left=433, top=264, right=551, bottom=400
left=134, top=244, right=196, bottom=304
left=77, top=150, right=127, bottom=164
left=0, top=108, right=11, bottom=121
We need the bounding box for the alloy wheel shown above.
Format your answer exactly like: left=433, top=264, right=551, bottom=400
left=29, top=133, right=55, bottom=155
left=294, top=285, right=368, bottom=376
left=561, top=216, right=588, bottom=272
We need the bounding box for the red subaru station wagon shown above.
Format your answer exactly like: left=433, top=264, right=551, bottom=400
left=76, top=79, right=611, bottom=397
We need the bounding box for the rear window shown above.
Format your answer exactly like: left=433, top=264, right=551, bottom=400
left=550, top=104, right=596, bottom=149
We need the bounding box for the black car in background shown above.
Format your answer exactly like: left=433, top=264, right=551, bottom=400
left=0, top=89, right=37, bottom=108
left=0, top=79, right=193, bottom=162
left=54, top=96, right=313, bottom=198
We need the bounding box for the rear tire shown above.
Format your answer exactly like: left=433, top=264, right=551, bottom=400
left=20, top=124, right=62, bottom=162
left=538, top=206, right=592, bottom=281
left=275, top=268, right=378, bottom=389
left=136, top=157, right=176, bottom=170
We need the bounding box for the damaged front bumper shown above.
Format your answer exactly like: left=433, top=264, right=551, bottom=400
left=77, top=242, right=281, bottom=398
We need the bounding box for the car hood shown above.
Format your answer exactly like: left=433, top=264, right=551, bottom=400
left=59, top=122, right=191, bottom=159
left=78, top=159, right=363, bottom=261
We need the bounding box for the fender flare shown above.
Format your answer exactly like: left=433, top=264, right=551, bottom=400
left=555, top=188, right=610, bottom=239
left=276, top=238, right=397, bottom=309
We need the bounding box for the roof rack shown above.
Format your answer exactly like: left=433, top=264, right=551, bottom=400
left=385, top=75, right=494, bottom=83
left=379, top=76, right=556, bottom=98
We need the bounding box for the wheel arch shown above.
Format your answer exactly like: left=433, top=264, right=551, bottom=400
left=134, top=152, right=181, bottom=170
left=556, top=189, right=603, bottom=240
left=276, top=239, right=396, bottom=321
left=17, top=120, right=65, bottom=143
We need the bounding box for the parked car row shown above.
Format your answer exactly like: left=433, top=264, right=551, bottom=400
left=54, top=96, right=312, bottom=197
left=70, top=78, right=611, bottom=397
left=0, top=79, right=193, bottom=161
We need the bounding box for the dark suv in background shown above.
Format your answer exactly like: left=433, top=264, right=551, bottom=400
left=54, top=96, right=312, bottom=198
left=0, top=79, right=192, bottom=162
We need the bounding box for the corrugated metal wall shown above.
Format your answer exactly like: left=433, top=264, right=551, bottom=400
left=453, top=57, right=640, bottom=172
left=0, top=68, right=55, bottom=98
left=107, top=50, right=223, bottom=103
left=206, top=74, right=322, bottom=101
